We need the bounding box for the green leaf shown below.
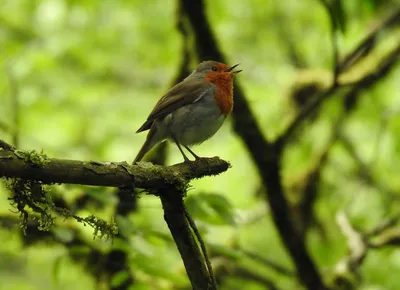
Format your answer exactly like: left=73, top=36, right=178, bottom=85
left=115, top=215, right=135, bottom=238
left=211, top=244, right=241, bottom=260
left=52, top=255, right=63, bottom=286
left=52, top=227, right=75, bottom=243
left=84, top=187, right=115, bottom=205
left=110, top=270, right=130, bottom=287
left=331, top=0, right=346, bottom=33
left=185, top=193, right=236, bottom=226
left=68, top=245, right=91, bottom=256
left=323, top=0, right=347, bottom=33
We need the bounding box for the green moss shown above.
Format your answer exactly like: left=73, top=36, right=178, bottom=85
left=79, top=215, right=119, bottom=240
left=55, top=208, right=119, bottom=240
left=14, top=149, right=50, bottom=167
left=7, top=179, right=54, bottom=233
left=7, top=179, right=118, bottom=239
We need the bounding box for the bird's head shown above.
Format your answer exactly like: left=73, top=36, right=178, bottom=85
left=188, top=61, right=241, bottom=81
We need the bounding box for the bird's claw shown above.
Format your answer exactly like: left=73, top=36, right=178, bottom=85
left=184, top=159, right=197, bottom=170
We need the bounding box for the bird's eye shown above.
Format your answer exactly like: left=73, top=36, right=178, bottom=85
left=211, top=66, right=218, bottom=72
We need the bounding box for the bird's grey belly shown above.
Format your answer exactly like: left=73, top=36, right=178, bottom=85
left=163, top=100, right=226, bottom=146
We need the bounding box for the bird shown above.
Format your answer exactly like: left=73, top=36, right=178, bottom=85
left=133, top=60, right=241, bottom=164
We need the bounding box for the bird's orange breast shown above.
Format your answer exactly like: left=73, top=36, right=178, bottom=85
left=205, top=73, right=234, bottom=115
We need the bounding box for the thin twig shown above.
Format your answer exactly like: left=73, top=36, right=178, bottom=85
left=333, top=211, right=400, bottom=285
left=217, top=264, right=281, bottom=290
left=338, top=8, right=400, bottom=73
left=366, top=214, right=400, bottom=238
left=161, top=190, right=216, bottom=290
left=237, top=248, right=295, bottom=277
left=184, top=207, right=218, bottom=289
left=278, top=43, right=400, bottom=147
left=339, top=133, right=399, bottom=199
left=334, top=211, right=367, bottom=276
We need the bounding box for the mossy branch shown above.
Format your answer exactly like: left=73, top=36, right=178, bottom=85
left=0, top=141, right=230, bottom=190
left=0, top=140, right=230, bottom=289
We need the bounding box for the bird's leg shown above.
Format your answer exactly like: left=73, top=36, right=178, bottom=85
left=170, top=135, right=191, bottom=162
left=183, top=145, right=201, bottom=160
left=170, top=133, right=197, bottom=169
left=174, top=141, right=191, bottom=163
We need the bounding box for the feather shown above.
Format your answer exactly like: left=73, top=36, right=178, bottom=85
left=136, top=79, right=213, bottom=133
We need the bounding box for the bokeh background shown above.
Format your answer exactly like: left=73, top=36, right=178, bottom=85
left=1, top=0, right=400, bottom=289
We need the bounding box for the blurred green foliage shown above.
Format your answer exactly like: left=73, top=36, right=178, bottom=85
left=1, top=0, right=400, bottom=289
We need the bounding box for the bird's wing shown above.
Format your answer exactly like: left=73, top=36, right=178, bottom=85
left=136, top=79, right=214, bottom=133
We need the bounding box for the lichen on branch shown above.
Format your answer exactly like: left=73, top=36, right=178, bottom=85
left=0, top=139, right=230, bottom=240
left=6, top=178, right=118, bottom=239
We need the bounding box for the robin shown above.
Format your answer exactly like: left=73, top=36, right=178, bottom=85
left=133, top=60, right=241, bottom=164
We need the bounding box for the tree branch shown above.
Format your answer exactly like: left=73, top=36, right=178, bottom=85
left=338, top=132, right=399, bottom=200
left=278, top=41, right=400, bottom=147
left=0, top=139, right=229, bottom=289
left=333, top=211, right=367, bottom=287
left=0, top=142, right=230, bottom=190
left=184, top=207, right=218, bottom=288
left=161, top=189, right=217, bottom=290
left=292, top=37, right=398, bottom=235
left=229, top=248, right=295, bottom=278
left=319, top=0, right=342, bottom=85
left=332, top=212, right=400, bottom=287
left=215, top=262, right=281, bottom=290
left=277, top=8, right=400, bottom=147
left=180, top=1, right=326, bottom=289
left=338, top=8, right=400, bottom=73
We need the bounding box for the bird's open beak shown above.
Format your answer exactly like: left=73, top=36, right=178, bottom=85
left=225, top=63, right=242, bottom=74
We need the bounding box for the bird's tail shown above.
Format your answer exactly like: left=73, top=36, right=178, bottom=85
left=133, top=126, right=159, bottom=164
